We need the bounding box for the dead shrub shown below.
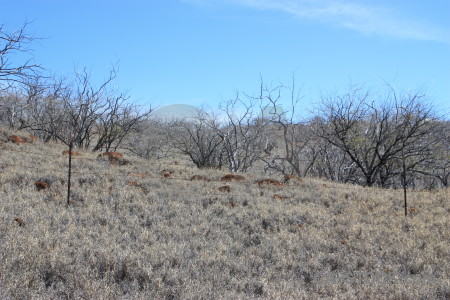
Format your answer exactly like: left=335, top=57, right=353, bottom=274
left=220, top=174, right=245, bottom=182
left=35, top=181, right=51, bottom=191
left=8, top=135, right=26, bottom=144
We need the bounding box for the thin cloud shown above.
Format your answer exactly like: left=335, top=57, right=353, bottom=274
left=185, top=0, right=450, bottom=43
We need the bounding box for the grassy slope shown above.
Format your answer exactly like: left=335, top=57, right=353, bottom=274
left=0, top=132, right=449, bottom=299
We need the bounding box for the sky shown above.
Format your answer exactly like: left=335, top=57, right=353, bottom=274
left=1, top=0, right=449, bottom=116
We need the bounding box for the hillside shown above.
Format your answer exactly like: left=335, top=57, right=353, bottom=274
left=0, top=130, right=449, bottom=299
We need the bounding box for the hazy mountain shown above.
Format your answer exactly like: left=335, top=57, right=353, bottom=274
left=150, top=104, right=210, bottom=123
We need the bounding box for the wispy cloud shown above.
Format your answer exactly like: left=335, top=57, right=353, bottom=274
left=184, top=0, right=450, bottom=43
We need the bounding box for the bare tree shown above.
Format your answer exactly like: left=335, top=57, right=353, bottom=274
left=12, top=66, right=150, bottom=151
left=409, top=120, right=450, bottom=187
left=256, top=78, right=315, bottom=177
left=0, top=87, right=24, bottom=128
left=217, top=92, right=274, bottom=173
left=0, top=22, right=42, bottom=90
left=92, top=92, right=151, bottom=152
left=305, top=128, right=359, bottom=183
left=171, top=113, right=224, bottom=169
left=314, top=84, right=439, bottom=187
left=123, top=119, right=174, bottom=159
left=60, top=68, right=113, bottom=148
left=14, top=77, right=70, bottom=142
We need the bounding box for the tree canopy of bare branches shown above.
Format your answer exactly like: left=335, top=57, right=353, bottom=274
left=0, top=22, right=42, bottom=90
left=314, top=84, right=439, bottom=187
left=256, top=78, right=315, bottom=177
left=6, top=67, right=151, bottom=150
left=171, top=114, right=224, bottom=169
left=217, top=93, right=274, bottom=173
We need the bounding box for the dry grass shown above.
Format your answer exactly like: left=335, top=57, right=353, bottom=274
left=0, top=131, right=449, bottom=299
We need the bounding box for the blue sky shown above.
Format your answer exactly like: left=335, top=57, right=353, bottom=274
left=1, top=0, right=449, bottom=115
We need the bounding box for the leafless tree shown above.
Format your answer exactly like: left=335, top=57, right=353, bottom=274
left=314, top=84, right=439, bottom=187
left=409, top=120, right=450, bottom=187
left=0, top=22, right=42, bottom=90
left=11, top=66, right=149, bottom=151
left=59, top=68, right=113, bottom=148
left=122, top=119, right=174, bottom=159
left=305, top=127, right=359, bottom=183
left=217, top=92, right=274, bottom=173
left=257, top=78, right=315, bottom=177
left=14, top=77, right=69, bottom=142
left=92, top=92, right=151, bottom=152
left=0, top=87, right=24, bottom=128
left=171, top=113, right=224, bottom=169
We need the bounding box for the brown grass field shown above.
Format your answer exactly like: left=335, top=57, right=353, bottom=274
left=0, top=130, right=449, bottom=299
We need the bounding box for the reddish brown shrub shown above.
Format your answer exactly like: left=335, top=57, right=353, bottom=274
left=8, top=135, right=26, bottom=144
left=218, top=185, right=231, bottom=193
left=283, top=174, right=303, bottom=184
left=257, top=179, right=284, bottom=187
left=62, top=150, right=81, bottom=156
left=190, top=175, right=211, bottom=182
left=220, top=174, right=245, bottom=182
left=35, top=181, right=50, bottom=191
left=14, top=217, right=25, bottom=227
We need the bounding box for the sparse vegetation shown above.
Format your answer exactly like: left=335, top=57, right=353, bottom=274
left=0, top=131, right=449, bottom=299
